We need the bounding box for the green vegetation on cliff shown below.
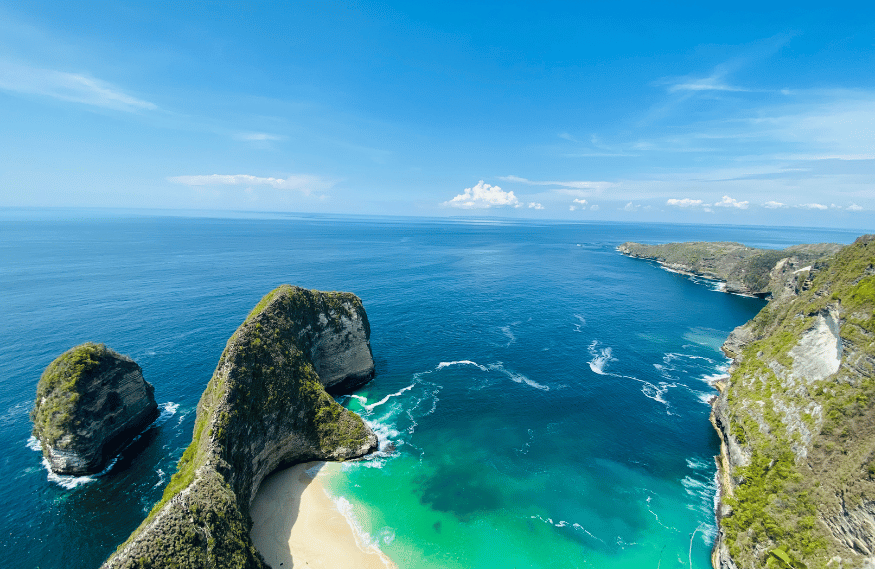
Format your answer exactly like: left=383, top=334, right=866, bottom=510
left=31, top=342, right=105, bottom=445
left=104, top=285, right=377, bottom=569
left=722, top=237, right=874, bottom=568
left=624, top=236, right=875, bottom=569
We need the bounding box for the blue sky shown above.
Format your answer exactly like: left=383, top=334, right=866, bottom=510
left=1, top=1, right=873, bottom=227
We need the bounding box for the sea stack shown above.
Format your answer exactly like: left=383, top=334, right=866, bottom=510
left=31, top=343, right=159, bottom=476
left=102, top=285, right=377, bottom=569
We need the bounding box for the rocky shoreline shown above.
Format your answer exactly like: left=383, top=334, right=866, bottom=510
left=621, top=237, right=875, bottom=569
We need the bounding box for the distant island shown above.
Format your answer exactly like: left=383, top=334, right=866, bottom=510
left=102, top=285, right=379, bottom=569
left=621, top=236, right=875, bottom=569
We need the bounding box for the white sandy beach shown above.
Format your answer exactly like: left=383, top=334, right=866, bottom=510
left=250, top=462, right=395, bottom=569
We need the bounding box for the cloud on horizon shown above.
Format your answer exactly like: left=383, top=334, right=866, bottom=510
left=167, top=174, right=332, bottom=195
left=443, top=181, right=521, bottom=209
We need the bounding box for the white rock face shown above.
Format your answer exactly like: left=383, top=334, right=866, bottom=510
left=790, top=308, right=843, bottom=383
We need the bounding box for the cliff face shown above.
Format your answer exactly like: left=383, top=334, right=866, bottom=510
left=618, top=241, right=842, bottom=298
left=102, top=285, right=378, bottom=569
left=31, top=343, right=158, bottom=476
left=623, top=237, right=875, bottom=569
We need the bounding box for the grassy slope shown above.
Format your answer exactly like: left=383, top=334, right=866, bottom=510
left=719, top=236, right=875, bottom=568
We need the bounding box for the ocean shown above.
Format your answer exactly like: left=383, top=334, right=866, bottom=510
left=0, top=211, right=864, bottom=568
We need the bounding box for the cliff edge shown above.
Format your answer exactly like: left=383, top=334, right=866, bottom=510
left=622, top=236, right=875, bottom=569
left=618, top=241, right=842, bottom=298
left=31, top=343, right=158, bottom=476
left=102, top=285, right=378, bottom=569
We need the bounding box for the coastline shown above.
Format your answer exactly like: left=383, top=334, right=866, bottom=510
left=250, top=461, right=395, bottom=569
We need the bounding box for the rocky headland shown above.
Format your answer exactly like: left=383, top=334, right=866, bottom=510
left=102, top=285, right=378, bottom=569
left=618, top=241, right=843, bottom=298
left=31, top=343, right=159, bottom=476
left=621, top=237, right=875, bottom=569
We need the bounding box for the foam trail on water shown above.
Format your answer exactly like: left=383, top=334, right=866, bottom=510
left=487, top=363, right=550, bottom=391
left=589, top=341, right=675, bottom=412
left=500, top=325, right=516, bottom=347
left=530, top=514, right=605, bottom=544
left=437, top=360, right=487, bottom=371
left=355, top=384, right=415, bottom=413
left=573, top=314, right=586, bottom=333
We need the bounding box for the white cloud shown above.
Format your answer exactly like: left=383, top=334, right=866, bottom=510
left=0, top=59, right=155, bottom=112
left=573, top=198, right=587, bottom=205
left=798, top=203, right=828, bottom=210
left=763, top=201, right=787, bottom=209
left=590, top=204, right=600, bottom=211
left=666, top=198, right=704, bottom=207
left=167, top=174, right=331, bottom=194
left=442, top=181, right=521, bottom=209
left=528, top=202, right=544, bottom=210
left=848, top=204, right=864, bottom=211
left=713, top=195, right=749, bottom=209
left=623, top=202, right=639, bottom=212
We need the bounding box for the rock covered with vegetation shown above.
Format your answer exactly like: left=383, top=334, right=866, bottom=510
left=623, top=236, right=875, bottom=568
left=102, top=285, right=378, bottom=569
left=31, top=343, right=158, bottom=476
left=618, top=241, right=842, bottom=298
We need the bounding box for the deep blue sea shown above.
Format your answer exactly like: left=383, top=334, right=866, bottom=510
left=0, top=211, right=864, bottom=568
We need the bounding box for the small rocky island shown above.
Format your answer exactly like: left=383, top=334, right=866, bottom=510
left=31, top=343, right=159, bottom=476
left=102, top=285, right=378, bottom=569
left=621, top=237, right=875, bottom=569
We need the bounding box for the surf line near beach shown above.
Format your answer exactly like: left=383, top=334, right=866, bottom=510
left=250, top=461, right=396, bottom=569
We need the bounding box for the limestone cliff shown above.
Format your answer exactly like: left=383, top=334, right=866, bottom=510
left=102, top=285, right=378, bottom=569
left=31, top=343, right=159, bottom=476
left=623, top=237, right=875, bottom=569
left=618, top=241, right=842, bottom=298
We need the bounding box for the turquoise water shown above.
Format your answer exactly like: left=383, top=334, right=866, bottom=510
left=0, top=211, right=863, bottom=568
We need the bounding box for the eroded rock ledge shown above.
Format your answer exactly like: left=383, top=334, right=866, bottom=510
left=102, top=285, right=378, bottom=569
left=31, top=343, right=158, bottom=476
left=624, top=236, right=875, bottom=569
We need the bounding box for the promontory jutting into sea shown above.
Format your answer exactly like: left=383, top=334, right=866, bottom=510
left=2, top=214, right=872, bottom=569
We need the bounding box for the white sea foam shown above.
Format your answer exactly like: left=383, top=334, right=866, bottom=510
left=43, top=453, right=120, bottom=489
left=530, top=514, right=605, bottom=543
left=695, top=391, right=716, bottom=405
left=590, top=341, right=675, bottom=413
left=153, top=402, right=180, bottom=427
left=355, top=384, right=415, bottom=413
left=332, top=495, right=395, bottom=563
left=573, top=314, right=586, bottom=333
left=33, top=401, right=179, bottom=490
left=686, top=457, right=710, bottom=471
left=487, top=363, right=550, bottom=391
left=153, top=468, right=166, bottom=489
left=437, top=360, right=488, bottom=372
left=436, top=359, right=549, bottom=391
left=587, top=341, right=615, bottom=375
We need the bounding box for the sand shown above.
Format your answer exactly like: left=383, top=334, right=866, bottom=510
left=250, top=462, right=395, bottom=569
